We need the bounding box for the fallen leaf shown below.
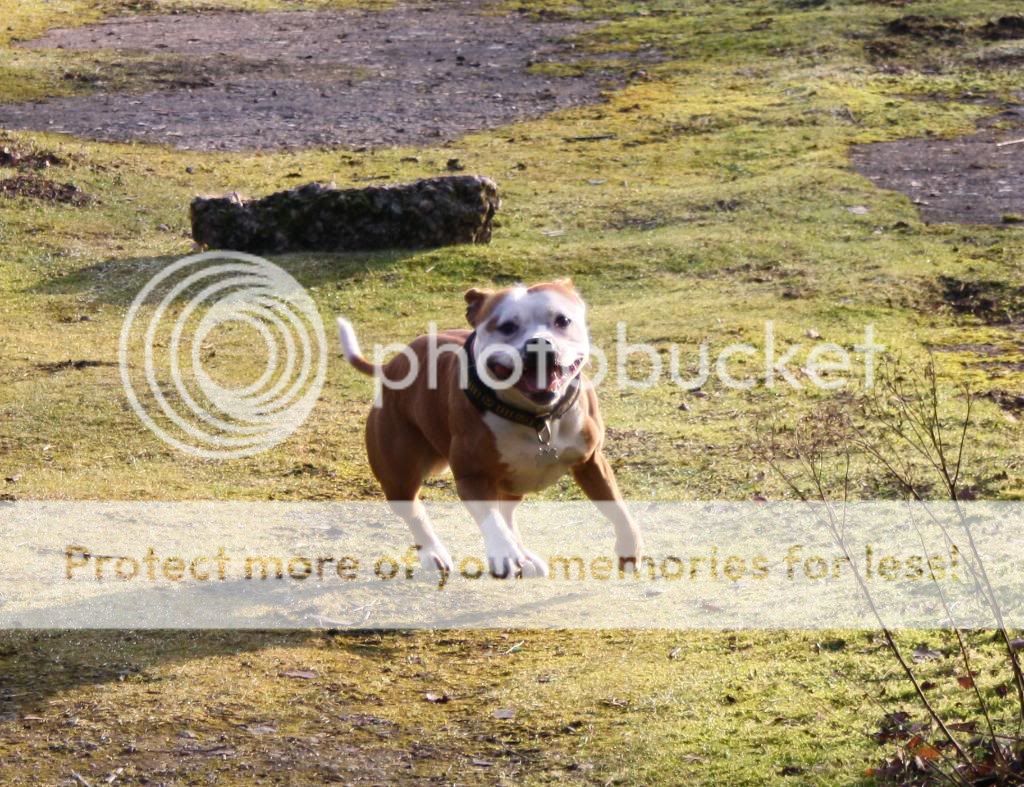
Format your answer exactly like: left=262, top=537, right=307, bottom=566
left=956, top=675, right=975, bottom=689
left=911, top=644, right=943, bottom=663
left=815, top=638, right=847, bottom=653
left=904, top=735, right=941, bottom=763
left=195, top=745, right=236, bottom=757
left=873, top=711, right=924, bottom=743
left=279, top=669, right=318, bottom=680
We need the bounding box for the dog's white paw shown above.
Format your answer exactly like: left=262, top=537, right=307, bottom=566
left=418, top=540, right=454, bottom=575
left=479, top=514, right=547, bottom=580
left=615, top=531, right=645, bottom=574
left=485, top=541, right=548, bottom=580
left=486, top=539, right=525, bottom=579
left=519, top=548, right=549, bottom=578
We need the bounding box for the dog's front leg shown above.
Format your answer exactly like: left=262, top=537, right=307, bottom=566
left=573, top=450, right=644, bottom=571
left=455, top=476, right=548, bottom=579
left=388, top=499, right=454, bottom=575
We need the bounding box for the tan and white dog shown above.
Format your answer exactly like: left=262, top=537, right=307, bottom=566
left=337, top=279, right=643, bottom=579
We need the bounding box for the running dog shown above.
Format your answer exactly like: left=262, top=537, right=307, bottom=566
left=337, top=279, right=642, bottom=578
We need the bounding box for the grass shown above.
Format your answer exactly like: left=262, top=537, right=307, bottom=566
left=0, top=0, right=1022, bottom=783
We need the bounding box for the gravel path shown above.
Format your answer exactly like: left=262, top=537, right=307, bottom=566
left=0, top=2, right=621, bottom=151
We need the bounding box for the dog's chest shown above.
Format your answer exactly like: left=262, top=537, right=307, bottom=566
left=484, top=408, right=588, bottom=494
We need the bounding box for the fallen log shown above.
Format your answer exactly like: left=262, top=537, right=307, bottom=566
left=190, top=175, right=499, bottom=254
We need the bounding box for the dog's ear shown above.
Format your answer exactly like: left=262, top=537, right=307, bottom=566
left=464, top=288, right=492, bottom=326
left=551, top=277, right=579, bottom=297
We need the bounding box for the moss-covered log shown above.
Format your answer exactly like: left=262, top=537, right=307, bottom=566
left=190, top=175, right=500, bottom=253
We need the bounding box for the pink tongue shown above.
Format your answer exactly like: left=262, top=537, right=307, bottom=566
left=519, top=368, right=560, bottom=393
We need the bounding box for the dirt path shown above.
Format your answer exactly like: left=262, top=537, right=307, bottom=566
left=852, top=105, right=1024, bottom=225
left=0, top=2, right=625, bottom=151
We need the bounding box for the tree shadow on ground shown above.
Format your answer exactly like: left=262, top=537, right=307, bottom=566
left=31, top=248, right=425, bottom=307
left=0, top=627, right=411, bottom=714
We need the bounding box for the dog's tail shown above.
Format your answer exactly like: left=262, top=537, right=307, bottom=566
left=336, top=317, right=378, bottom=376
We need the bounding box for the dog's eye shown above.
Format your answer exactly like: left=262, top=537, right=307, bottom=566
left=497, top=321, right=518, bottom=335
left=554, top=314, right=571, bottom=329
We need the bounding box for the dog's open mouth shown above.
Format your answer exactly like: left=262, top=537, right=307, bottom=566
left=487, top=357, right=583, bottom=402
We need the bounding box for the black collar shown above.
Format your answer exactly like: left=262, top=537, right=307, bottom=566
left=463, top=332, right=581, bottom=435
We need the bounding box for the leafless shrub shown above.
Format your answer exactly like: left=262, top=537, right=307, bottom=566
left=758, top=357, right=1024, bottom=785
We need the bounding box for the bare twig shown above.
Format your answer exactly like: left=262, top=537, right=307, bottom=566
left=764, top=426, right=975, bottom=768
left=867, top=361, right=1024, bottom=729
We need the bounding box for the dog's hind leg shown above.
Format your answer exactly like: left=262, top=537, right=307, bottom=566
left=388, top=498, right=454, bottom=575
left=453, top=476, right=548, bottom=580
left=499, top=494, right=548, bottom=578
left=366, top=410, right=453, bottom=574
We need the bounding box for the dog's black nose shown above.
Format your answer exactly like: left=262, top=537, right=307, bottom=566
left=523, top=337, right=556, bottom=365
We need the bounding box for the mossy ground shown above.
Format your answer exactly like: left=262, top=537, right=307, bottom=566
left=0, top=0, right=1022, bottom=783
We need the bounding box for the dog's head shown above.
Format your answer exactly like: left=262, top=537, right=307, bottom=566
left=465, top=279, right=589, bottom=411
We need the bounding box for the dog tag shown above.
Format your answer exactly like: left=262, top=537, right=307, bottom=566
left=537, top=444, right=559, bottom=461
left=536, top=422, right=559, bottom=461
